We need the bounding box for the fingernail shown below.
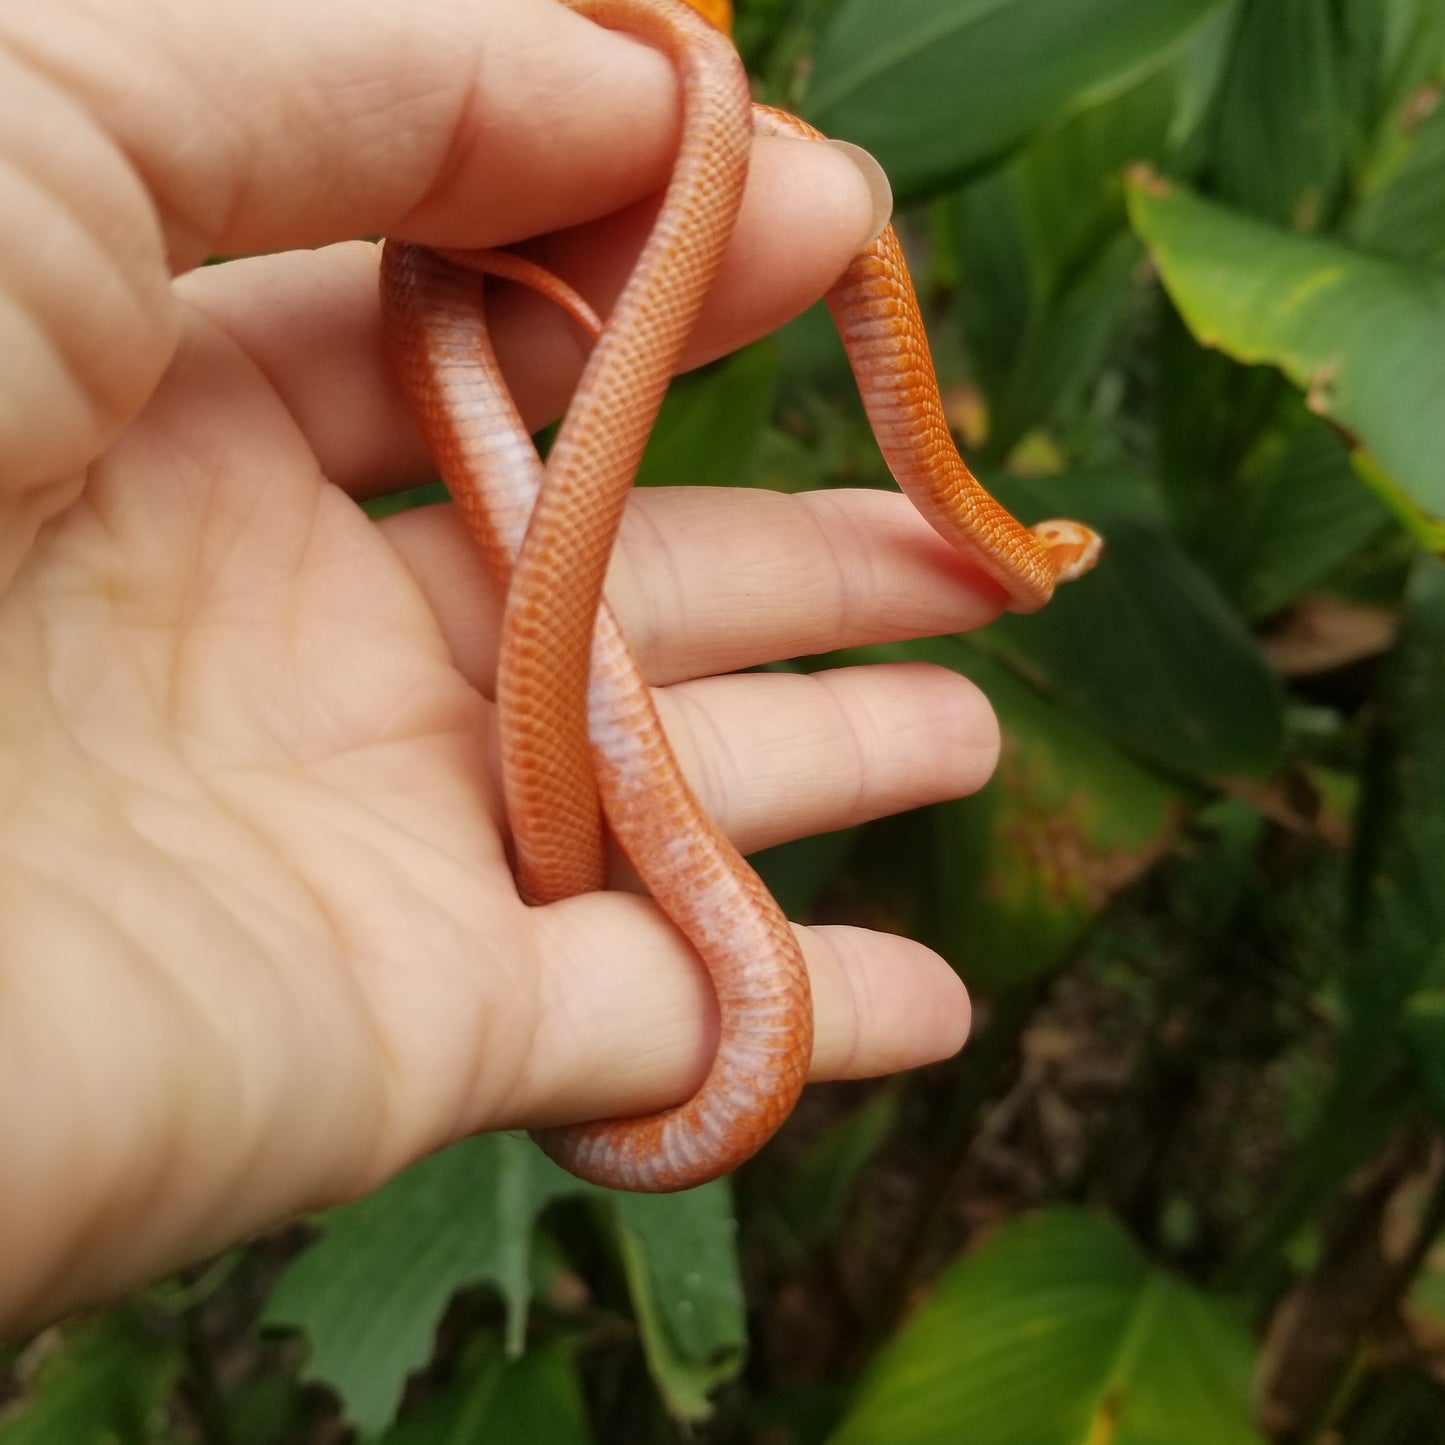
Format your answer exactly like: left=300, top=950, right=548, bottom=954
left=823, top=139, right=894, bottom=246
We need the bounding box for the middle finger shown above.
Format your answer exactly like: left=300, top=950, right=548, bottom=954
left=382, top=485, right=1011, bottom=690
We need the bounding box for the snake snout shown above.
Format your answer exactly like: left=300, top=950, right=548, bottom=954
left=1033, top=519, right=1104, bottom=584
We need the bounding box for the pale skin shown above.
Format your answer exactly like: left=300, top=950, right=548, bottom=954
left=0, top=0, right=999, bottom=1334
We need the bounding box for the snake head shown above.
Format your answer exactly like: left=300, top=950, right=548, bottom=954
left=1032, top=519, right=1105, bottom=584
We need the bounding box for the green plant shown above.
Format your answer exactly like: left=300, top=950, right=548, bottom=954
left=6, top=1, right=1445, bottom=1441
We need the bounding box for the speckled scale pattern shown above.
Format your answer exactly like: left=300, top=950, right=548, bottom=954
left=381, top=0, right=811, bottom=1192
left=381, top=1, right=1100, bottom=1195
left=535, top=610, right=811, bottom=1189
left=380, top=244, right=613, bottom=888
left=754, top=108, right=1087, bottom=613
left=380, top=246, right=811, bottom=1190
left=497, top=0, right=753, bottom=907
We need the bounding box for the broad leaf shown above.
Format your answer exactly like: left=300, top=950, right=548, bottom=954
left=829, top=618, right=1186, bottom=991
left=1200, top=411, right=1394, bottom=617
left=806, top=0, right=1225, bottom=201
left=950, top=56, right=1175, bottom=448
left=1208, top=0, right=1381, bottom=229
left=613, top=1185, right=747, bottom=1421
left=263, top=1135, right=589, bottom=1440
left=776, top=1086, right=901, bottom=1251
left=1152, top=297, right=1284, bottom=535
left=924, top=641, right=1185, bottom=991
left=949, top=168, right=1035, bottom=424
left=1378, top=0, right=1445, bottom=92
left=379, top=1336, right=593, bottom=1445
left=1351, top=97, right=1445, bottom=265
left=829, top=1208, right=1263, bottom=1445
left=1127, top=170, right=1445, bottom=535
left=981, top=472, right=1285, bottom=779
left=1010, top=62, right=1179, bottom=283
left=986, top=231, right=1142, bottom=459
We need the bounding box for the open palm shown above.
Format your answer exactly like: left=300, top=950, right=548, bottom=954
left=0, top=0, right=989, bottom=1330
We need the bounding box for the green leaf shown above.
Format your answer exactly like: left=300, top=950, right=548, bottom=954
left=1127, top=170, right=1445, bottom=535
left=829, top=1208, right=1264, bottom=1445
left=635, top=344, right=777, bottom=490
left=839, top=599, right=1189, bottom=989
left=777, top=1085, right=901, bottom=1250
left=991, top=231, right=1144, bottom=458
left=949, top=47, right=1170, bottom=453
left=1208, top=0, right=1381, bottom=229
left=924, top=641, right=1186, bottom=991
left=1378, top=0, right=1445, bottom=88
left=1362, top=0, right=1445, bottom=189
left=1166, top=0, right=1241, bottom=160
left=225, top=1375, right=309, bottom=1445
left=806, top=0, right=1226, bottom=201
left=1199, top=411, right=1394, bottom=617
left=364, top=480, right=449, bottom=521
left=265, top=1142, right=752, bottom=1434
left=950, top=53, right=1176, bottom=442
left=1352, top=97, right=1445, bottom=265
left=949, top=169, right=1036, bottom=420
left=613, top=1185, right=747, bottom=1421
left=0, top=1311, right=179, bottom=1445
left=981, top=472, right=1286, bottom=779
left=1010, top=61, right=1180, bottom=283
left=1152, top=297, right=1283, bottom=534
left=263, top=1135, right=591, bottom=1440
left=379, top=1336, right=594, bottom=1445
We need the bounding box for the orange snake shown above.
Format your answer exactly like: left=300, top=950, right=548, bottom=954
left=379, top=0, right=1101, bottom=1191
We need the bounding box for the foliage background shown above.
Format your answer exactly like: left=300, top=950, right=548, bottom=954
left=6, top=0, right=1445, bottom=1441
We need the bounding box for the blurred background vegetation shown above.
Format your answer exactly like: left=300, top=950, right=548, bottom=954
left=6, top=0, right=1445, bottom=1441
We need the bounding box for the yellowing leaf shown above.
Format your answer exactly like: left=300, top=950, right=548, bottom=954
left=1127, top=170, right=1445, bottom=538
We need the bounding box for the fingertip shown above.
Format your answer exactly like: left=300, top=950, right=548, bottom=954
left=663, top=133, right=885, bottom=367
left=895, top=937, right=972, bottom=1066
left=807, top=926, right=972, bottom=1080
left=936, top=956, right=973, bottom=1058
left=749, top=131, right=887, bottom=261
left=821, top=139, right=894, bottom=246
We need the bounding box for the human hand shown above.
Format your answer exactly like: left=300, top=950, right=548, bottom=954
left=0, top=0, right=998, bottom=1331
